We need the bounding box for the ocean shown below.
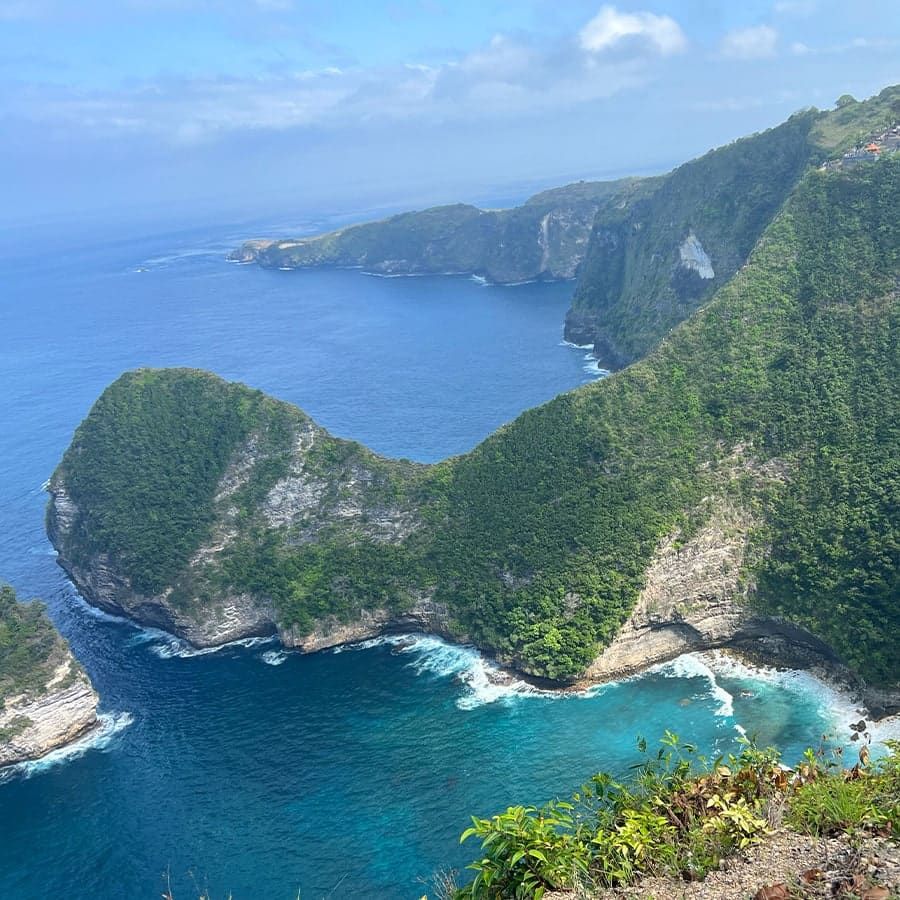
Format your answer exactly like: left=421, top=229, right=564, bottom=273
left=0, top=218, right=883, bottom=899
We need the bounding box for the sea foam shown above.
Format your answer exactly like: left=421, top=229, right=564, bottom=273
left=342, top=633, right=606, bottom=710
left=652, top=653, right=736, bottom=719
left=0, top=711, right=133, bottom=783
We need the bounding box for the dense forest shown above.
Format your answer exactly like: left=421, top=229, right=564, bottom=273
left=52, top=144, right=900, bottom=688
left=0, top=584, right=75, bottom=705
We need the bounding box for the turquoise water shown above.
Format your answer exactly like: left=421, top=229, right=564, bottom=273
left=0, top=221, right=870, bottom=899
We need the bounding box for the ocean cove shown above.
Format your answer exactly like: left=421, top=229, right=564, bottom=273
left=0, top=221, right=892, bottom=899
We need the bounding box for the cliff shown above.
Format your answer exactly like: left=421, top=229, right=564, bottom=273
left=48, top=125, right=899, bottom=707
left=567, top=85, right=900, bottom=369
left=0, top=585, right=99, bottom=767
left=227, top=178, right=648, bottom=284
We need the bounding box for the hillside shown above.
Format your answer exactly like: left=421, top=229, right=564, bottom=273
left=231, top=86, right=900, bottom=377
left=48, top=151, right=899, bottom=709
left=566, top=84, right=900, bottom=368
left=227, top=178, right=649, bottom=284
left=0, top=584, right=98, bottom=766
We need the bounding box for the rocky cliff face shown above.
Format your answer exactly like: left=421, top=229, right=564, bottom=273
left=0, top=654, right=99, bottom=768
left=47, top=401, right=432, bottom=652
left=227, top=180, right=637, bottom=284
left=581, top=493, right=843, bottom=685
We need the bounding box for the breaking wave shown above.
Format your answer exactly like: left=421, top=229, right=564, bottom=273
left=127, top=629, right=275, bottom=659
left=652, top=653, right=736, bottom=719
left=259, top=650, right=289, bottom=666
left=0, top=711, right=133, bottom=783
left=340, top=633, right=605, bottom=710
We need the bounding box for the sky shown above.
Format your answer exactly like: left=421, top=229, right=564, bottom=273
left=0, top=0, right=898, bottom=230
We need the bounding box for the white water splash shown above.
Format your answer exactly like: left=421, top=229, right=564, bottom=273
left=582, top=354, right=610, bottom=377
left=651, top=653, right=736, bottom=719
left=67, top=589, right=133, bottom=626
left=0, top=711, right=133, bottom=783
left=127, top=628, right=275, bottom=659
left=701, top=650, right=900, bottom=751
left=260, top=650, right=288, bottom=666
left=341, top=633, right=606, bottom=710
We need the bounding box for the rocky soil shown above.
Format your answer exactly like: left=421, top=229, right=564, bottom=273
left=547, top=831, right=900, bottom=900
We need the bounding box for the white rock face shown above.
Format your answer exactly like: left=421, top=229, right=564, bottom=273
left=0, top=659, right=99, bottom=767
left=679, top=231, right=715, bottom=279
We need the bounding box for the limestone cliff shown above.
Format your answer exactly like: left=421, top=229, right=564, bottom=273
left=228, top=179, right=641, bottom=284
left=46, top=371, right=442, bottom=652
left=0, top=585, right=99, bottom=768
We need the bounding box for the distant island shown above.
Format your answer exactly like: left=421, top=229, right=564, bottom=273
left=47, top=87, right=899, bottom=720
left=0, top=584, right=98, bottom=768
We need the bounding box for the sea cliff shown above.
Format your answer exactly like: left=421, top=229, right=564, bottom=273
left=47, top=106, right=899, bottom=715
left=0, top=585, right=99, bottom=767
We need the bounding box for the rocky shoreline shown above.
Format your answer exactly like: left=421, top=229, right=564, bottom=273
left=46, top=472, right=899, bottom=724
left=0, top=656, right=99, bottom=769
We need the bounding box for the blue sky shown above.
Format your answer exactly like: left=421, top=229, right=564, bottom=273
left=1, top=0, right=898, bottom=228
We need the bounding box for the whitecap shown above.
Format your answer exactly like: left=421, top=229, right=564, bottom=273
left=651, top=653, right=736, bottom=719
left=560, top=339, right=594, bottom=350
left=345, top=633, right=606, bottom=709
left=582, top=354, right=611, bottom=378
left=260, top=650, right=288, bottom=666
left=66, top=589, right=133, bottom=625
left=147, top=634, right=275, bottom=659
left=0, top=711, right=133, bottom=783
left=701, top=650, right=900, bottom=752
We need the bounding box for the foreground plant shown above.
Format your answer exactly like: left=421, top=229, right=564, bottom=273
left=455, top=735, right=900, bottom=899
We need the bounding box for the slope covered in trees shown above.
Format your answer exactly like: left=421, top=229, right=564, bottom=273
left=227, top=178, right=646, bottom=284
left=49, top=149, right=900, bottom=691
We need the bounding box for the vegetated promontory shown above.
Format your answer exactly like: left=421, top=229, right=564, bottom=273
left=0, top=584, right=99, bottom=767
left=49, top=88, right=899, bottom=716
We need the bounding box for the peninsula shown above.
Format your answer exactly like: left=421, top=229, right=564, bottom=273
left=47, top=90, right=899, bottom=717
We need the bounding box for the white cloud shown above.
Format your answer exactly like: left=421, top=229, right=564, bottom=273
left=718, top=25, right=778, bottom=60
left=579, top=5, right=686, bottom=56
left=0, top=5, right=685, bottom=144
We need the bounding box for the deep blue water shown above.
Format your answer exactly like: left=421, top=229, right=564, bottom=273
left=0, top=221, right=871, bottom=899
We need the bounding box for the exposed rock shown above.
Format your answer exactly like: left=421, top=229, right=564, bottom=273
left=679, top=231, right=716, bottom=279
left=279, top=596, right=452, bottom=652
left=545, top=831, right=900, bottom=900
left=581, top=451, right=850, bottom=693
left=0, top=657, right=99, bottom=768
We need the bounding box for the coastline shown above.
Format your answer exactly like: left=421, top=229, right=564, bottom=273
left=55, top=562, right=900, bottom=730
left=0, top=662, right=100, bottom=769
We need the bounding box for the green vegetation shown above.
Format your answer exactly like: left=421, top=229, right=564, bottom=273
left=0, top=584, right=73, bottom=705
left=566, top=108, right=822, bottom=366
left=51, top=98, right=899, bottom=688
left=230, top=178, right=639, bottom=283
left=51, top=369, right=277, bottom=595
left=566, top=84, right=900, bottom=369
left=452, top=735, right=900, bottom=898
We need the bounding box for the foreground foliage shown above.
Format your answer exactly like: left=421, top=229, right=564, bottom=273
left=454, top=735, right=900, bottom=899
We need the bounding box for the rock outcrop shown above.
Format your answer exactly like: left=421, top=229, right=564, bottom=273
left=0, top=656, right=99, bottom=768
